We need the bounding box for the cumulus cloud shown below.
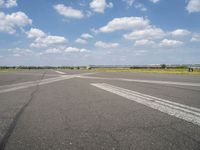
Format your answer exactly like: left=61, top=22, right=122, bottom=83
left=149, top=0, right=160, bottom=3
left=134, top=39, right=156, bottom=46
left=30, top=36, right=67, bottom=48
left=186, top=0, right=200, bottom=13
left=45, top=48, right=62, bottom=54
left=27, top=28, right=46, bottom=38
left=122, top=0, right=135, bottom=7
left=191, top=33, right=200, bottom=42
left=95, top=41, right=119, bottom=48
left=75, top=38, right=87, bottom=44
left=0, top=11, right=32, bottom=34
left=159, top=39, right=184, bottom=47
left=99, top=17, right=150, bottom=33
left=124, top=27, right=165, bottom=40
left=54, top=4, right=84, bottom=19
left=65, top=47, right=90, bottom=53
left=90, top=0, right=113, bottom=13
left=8, top=47, right=33, bottom=57
left=45, top=47, right=90, bottom=54
left=27, top=28, right=67, bottom=48
left=123, top=0, right=147, bottom=11
left=81, top=33, right=93, bottom=39
left=135, top=39, right=184, bottom=48
left=0, top=0, right=17, bottom=8
left=101, top=16, right=192, bottom=49
left=134, top=3, right=147, bottom=11
left=75, top=33, right=93, bottom=44
left=90, top=28, right=99, bottom=34
left=171, top=29, right=191, bottom=36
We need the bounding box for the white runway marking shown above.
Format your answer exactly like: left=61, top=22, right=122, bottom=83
left=79, top=76, right=200, bottom=87
left=0, top=76, right=74, bottom=94
left=0, top=72, right=95, bottom=94
left=55, top=71, right=66, bottom=74
left=91, top=83, right=200, bottom=126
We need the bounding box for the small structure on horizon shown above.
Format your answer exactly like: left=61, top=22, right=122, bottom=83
left=86, top=65, right=92, bottom=70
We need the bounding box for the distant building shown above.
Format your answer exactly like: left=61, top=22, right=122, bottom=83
left=86, top=65, right=92, bottom=70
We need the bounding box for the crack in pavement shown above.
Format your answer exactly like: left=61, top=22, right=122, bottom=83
left=0, top=72, right=46, bottom=150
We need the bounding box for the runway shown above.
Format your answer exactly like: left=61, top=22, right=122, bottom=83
left=0, top=70, right=200, bottom=150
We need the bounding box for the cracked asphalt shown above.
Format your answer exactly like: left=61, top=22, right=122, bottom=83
left=0, top=70, right=200, bottom=150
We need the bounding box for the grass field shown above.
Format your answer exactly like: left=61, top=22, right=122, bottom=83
left=1, top=68, right=200, bottom=75
left=93, top=68, right=200, bottom=75
left=0, top=69, right=39, bottom=73
left=0, top=69, right=22, bottom=73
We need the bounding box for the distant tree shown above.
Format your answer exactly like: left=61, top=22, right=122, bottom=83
left=161, top=64, right=166, bottom=69
left=176, top=65, right=187, bottom=69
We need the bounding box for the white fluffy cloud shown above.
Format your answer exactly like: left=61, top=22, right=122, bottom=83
left=27, top=28, right=46, bottom=38
left=90, top=0, right=113, bottom=13
left=191, top=33, right=200, bottom=42
left=135, top=39, right=184, bottom=48
left=159, top=39, right=184, bottom=47
left=134, top=39, right=156, bottom=46
left=8, top=47, right=33, bottom=57
left=75, top=38, right=87, bottom=44
left=54, top=4, right=84, bottom=19
left=0, top=11, right=32, bottom=34
left=45, top=48, right=62, bottom=54
left=81, top=33, right=93, bottom=39
left=171, top=29, right=191, bottom=36
left=99, top=17, right=150, bottom=33
left=95, top=41, right=119, bottom=48
left=124, top=27, right=165, bottom=40
left=122, top=0, right=147, bottom=11
left=30, top=36, right=67, bottom=48
left=0, top=0, right=17, bottom=8
left=134, top=3, right=147, bottom=11
left=101, top=16, right=192, bottom=50
left=45, top=47, right=89, bottom=54
left=75, top=33, right=93, bottom=44
left=149, top=0, right=160, bottom=3
left=65, top=47, right=89, bottom=53
left=27, top=28, right=67, bottom=48
left=186, top=0, right=200, bottom=13
left=122, top=0, right=135, bottom=7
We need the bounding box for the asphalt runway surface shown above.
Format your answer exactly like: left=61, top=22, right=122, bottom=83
left=0, top=70, right=200, bottom=150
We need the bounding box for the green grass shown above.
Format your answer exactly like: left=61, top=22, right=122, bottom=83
left=93, top=68, right=200, bottom=75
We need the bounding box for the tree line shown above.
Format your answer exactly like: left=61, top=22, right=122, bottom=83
left=0, top=66, right=82, bottom=70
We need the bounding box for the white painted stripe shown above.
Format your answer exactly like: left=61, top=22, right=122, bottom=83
left=55, top=71, right=66, bottom=74
left=91, top=83, right=200, bottom=126
left=0, top=76, right=74, bottom=94
left=0, top=72, right=96, bottom=94
left=103, top=83, right=200, bottom=113
left=79, top=76, right=200, bottom=87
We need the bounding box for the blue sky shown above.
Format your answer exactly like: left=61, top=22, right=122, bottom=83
left=0, top=0, right=200, bottom=66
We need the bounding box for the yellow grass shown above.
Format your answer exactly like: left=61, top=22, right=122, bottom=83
left=93, top=68, right=200, bottom=75
left=1, top=68, right=200, bottom=75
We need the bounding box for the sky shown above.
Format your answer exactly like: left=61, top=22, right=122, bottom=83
left=0, top=0, right=200, bottom=66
